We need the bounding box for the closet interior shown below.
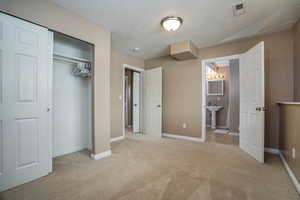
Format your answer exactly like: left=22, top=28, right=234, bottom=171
left=52, top=32, right=93, bottom=158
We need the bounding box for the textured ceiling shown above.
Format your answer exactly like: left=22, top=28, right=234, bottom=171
left=51, top=0, right=300, bottom=59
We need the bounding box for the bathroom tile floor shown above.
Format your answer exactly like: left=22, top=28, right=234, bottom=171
left=207, top=128, right=239, bottom=146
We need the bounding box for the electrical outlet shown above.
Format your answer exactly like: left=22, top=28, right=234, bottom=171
left=292, top=148, right=296, bottom=159
left=182, top=123, right=187, bottom=129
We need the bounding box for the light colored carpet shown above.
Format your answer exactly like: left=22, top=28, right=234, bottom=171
left=0, top=135, right=299, bottom=200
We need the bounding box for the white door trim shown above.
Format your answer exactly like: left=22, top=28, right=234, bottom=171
left=122, top=64, right=144, bottom=139
left=201, top=54, right=240, bottom=141
left=47, top=31, right=54, bottom=172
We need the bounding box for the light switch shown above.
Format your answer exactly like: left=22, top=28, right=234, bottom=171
left=292, top=148, right=296, bottom=159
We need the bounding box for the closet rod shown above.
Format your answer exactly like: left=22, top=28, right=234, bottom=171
left=53, top=53, right=92, bottom=64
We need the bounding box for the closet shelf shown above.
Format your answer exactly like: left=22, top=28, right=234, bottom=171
left=53, top=52, right=92, bottom=63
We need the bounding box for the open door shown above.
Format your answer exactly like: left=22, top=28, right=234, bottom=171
left=142, top=67, right=162, bottom=137
left=132, top=72, right=140, bottom=133
left=239, top=42, right=265, bottom=163
left=0, top=13, right=51, bottom=191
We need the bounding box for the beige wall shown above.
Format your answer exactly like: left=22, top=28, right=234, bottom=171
left=0, top=0, right=111, bottom=154
left=279, top=104, right=300, bottom=182
left=294, top=19, right=300, bottom=101
left=145, top=58, right=203, bottom=138
left=110, top=49, right=144, bottom=138
left=146, top=30, right=294, bottom=148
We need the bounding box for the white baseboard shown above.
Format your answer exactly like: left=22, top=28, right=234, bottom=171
left=264, top=148, right=280, bottom=154
left=110, top=135, right=125, bottom=143
left=228, top=132, right=239, bottom=136
left=162, top=133, right=204, bottom=142
left=279, top=151, right=300, bottom=195
left=90, top=150, right=112, bottom=160
left=263, top=148, right=300, bottom=195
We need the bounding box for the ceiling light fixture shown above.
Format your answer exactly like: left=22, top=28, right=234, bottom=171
left=161, top=16, right=183, bottom=32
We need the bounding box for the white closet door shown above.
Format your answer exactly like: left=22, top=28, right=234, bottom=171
left=240, top=42, right=265, bottom=163
left=132, top=72, right=140, bottom=133
left=0, top=13, right=51, bottom=192
left=142, top=67, right=162, bottom=137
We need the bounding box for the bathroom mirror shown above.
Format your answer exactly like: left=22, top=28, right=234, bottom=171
left=207, top=80, right=224, bottom=96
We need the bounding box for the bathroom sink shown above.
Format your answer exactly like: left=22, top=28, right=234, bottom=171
left=206, top=106, right=223, bottom=112
left=206, top=106, right=223, bottom=129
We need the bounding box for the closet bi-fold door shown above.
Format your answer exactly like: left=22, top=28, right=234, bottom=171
left=0, top=13, right=51, bottom=192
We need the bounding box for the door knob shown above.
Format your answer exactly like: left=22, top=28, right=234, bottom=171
left=256, top=107, right=267, bottom=111
left=157, top=105, right=162, bottom=108
left=134, top=104, right=138, bottom=106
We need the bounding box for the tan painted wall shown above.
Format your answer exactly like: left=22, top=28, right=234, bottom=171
left=110, top=49, right=144, bottom=138
left=294, top=19, right=300, bottom=101
left=279, top=104, right=300, bottom=182
left=0, top=0, right=111, bottom=154
left=145, top=30, right=294, bottom=148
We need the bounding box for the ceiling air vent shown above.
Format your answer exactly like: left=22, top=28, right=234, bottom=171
left=233, top=2, right=246, bottom=16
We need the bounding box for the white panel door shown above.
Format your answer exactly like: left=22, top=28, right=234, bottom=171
left=132, top=72, right=140, bottom=133
left=142, top=67, right=162, bottom=137
left=0, top=13, right=51, bottom=192
left=240, top=42, right=265, bottom=163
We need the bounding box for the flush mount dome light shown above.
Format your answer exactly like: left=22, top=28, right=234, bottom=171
left=161, top=16, right=183, bottom=32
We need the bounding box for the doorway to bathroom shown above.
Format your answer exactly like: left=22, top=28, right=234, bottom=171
left=201, top=42, right=266, bottom=163
left=203, top=56, right=240, bottom=146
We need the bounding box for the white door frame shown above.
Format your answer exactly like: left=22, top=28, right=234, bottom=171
left=47, top=31, right=54, bottom=171
left=201, top=54, right=240, bottom=141
left=122, top=64, right=144, bottom=137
